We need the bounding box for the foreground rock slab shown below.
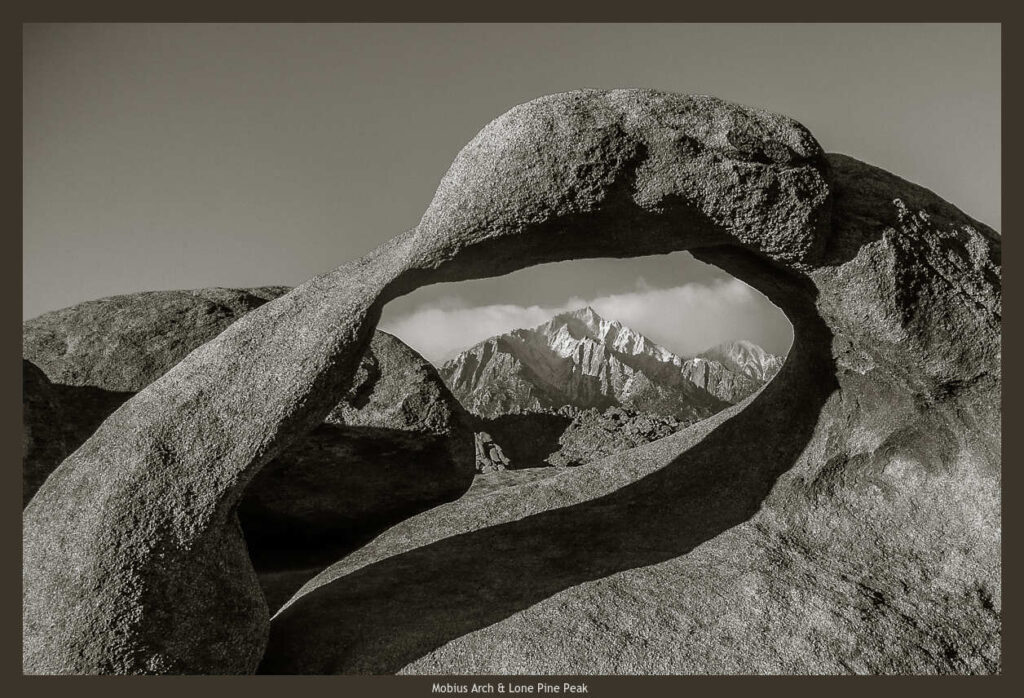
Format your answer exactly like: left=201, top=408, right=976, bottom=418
left=23, top=290, right=475, bottom=596
left=24, top=90, right=999, bottom=674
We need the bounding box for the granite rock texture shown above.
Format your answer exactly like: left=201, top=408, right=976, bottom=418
left=23, top=290, right=473, bottom=672
left=24, top=89, right=999, bottom=674
left=23, top=287, right=292, bottom=393
left=21, top=288, right=289, bottom=504
left=240, top=330, right=475, bottom=572
left=22, top=289, right=475, bottom=592
left=545, top=406, right=689, bottom=468
left=22, top=360, right=70, bottom=507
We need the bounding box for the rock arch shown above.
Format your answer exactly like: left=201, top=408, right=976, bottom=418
left=23, top=90, right=1000, bottom=674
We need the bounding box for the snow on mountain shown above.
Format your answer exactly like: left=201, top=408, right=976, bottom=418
left=439, top=307, right=784, bottom=420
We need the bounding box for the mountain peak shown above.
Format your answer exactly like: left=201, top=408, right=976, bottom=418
left=554, top=305, right=603, bottom=323
left=714, top=338, right=760, bottom=352
left=440, top=306, right=787, bottom=420
left=701, top=339, right=770, bottom=361
left=698, top=339, right=784, bottom=382
left=439, top=308, right=769, bottom=420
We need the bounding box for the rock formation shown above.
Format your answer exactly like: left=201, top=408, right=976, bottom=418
left=23, top=89, right=1000, bottom=675
left=22, top=288, right=289, bottom=504
left=22, top=360, right=69, bottom=507
left=22, top=290, right=475, bottom=615
left=23, top=287, right=292, bottom=393
left=546, top=406, right=689, bottom=468
left=469, top=406, right=688, bottom=471
left=240, top=330, right=475, bottom=575
left=473, top=432, right=511, bottom=472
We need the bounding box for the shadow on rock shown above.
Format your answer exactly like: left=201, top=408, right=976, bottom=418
left=473, top=413, right=574, bottom=469
left=241, top=424, right=474, bottom=575
left=260, top=321, right=837, bottom=674
left=22, top=366, right=134, bottom=506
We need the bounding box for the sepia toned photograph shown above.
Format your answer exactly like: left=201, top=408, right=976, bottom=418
left=20, top=22, right=1001, bottom=677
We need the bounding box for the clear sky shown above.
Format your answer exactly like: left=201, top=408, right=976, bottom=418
left=23, top=23, right=1000, bottom=361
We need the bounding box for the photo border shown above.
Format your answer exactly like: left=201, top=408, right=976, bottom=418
left=1, top=5, right=1015, bottom=696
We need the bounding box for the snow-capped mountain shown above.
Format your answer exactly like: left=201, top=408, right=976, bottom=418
left=439, top=307, right=784, bottom=420
left=698, top=339, right=785, bottom=382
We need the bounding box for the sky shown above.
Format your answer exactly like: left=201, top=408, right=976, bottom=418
left=23, top=23, right=1000, bottom=362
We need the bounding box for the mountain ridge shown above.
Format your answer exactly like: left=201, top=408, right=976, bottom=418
left=439, top=307, right=784, bottom=419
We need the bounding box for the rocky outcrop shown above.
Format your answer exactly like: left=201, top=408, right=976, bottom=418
left=22, top=291, right=475, bottom=610
left=546, top=406, right=689, bottom=468
left=441, top=307, right=779, bottom=419
left=23, top=287, right=292, bottom=392
left=21, top=288, right=289, bottom=505
left=471, top=411, right=575, bottom=470
left=470, top=407, right=688, bottom=471
left=473, top=432, right=510, bottom=472
left=22, top=360, right=69, bottom=507
left=24, top=90, right=999, bottom=675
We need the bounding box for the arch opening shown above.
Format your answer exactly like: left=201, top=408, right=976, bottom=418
left=244, top=249, right=800, bottom=610
left=259, top=239, right=840, bottom=674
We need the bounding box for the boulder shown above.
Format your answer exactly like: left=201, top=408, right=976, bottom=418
left=23, top=291, right=475, bottom=609
left=24, top=89, right=999, bottom=675
left=473, top=432, right=510, bottom=472
left=22, top=287, right=290, bottom=506
left=22, top=360, right=69, bottom=506
left=23, top=287, right=292, bottom=392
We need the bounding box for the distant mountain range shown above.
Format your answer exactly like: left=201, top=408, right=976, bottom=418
left=438, top=307, right=784, bottom=420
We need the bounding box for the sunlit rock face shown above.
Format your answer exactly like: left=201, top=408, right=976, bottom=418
left=23, top=90, right=999, bottom=676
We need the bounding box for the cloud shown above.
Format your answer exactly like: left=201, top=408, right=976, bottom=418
left=378, top=278, right=793, bottom=365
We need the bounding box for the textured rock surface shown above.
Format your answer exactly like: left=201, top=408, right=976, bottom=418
left=473, top=432, right=510, bottom=472
left=24, top=89, right=999, bottom=675
left=22, top=289, right=474, bottom=580
left=23, top=287, right=291, bottom=392
left=546, top=406, right=689, bottom=468
left=21, top=288, right=288, bottom=505
left=22, top=360, right=69, bottom=506
left=471, top=406, right=688, bottom=471
left=240, top=330, right=475, bottom=572
left=23, top=290, right=474, bottom=672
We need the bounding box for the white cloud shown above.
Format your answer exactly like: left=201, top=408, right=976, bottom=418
left=378, top=278, right=792, bottom=365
